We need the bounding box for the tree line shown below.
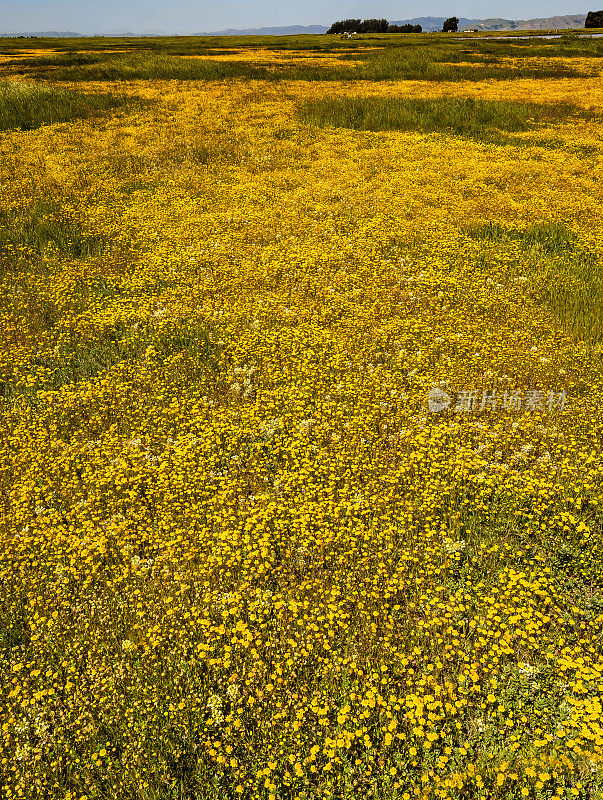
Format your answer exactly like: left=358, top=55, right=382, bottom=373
left=328, top=12, right=603, bottom=33
left=585, top=10, right=603, bottom=27
left=326, top=19, right=423, bottom=34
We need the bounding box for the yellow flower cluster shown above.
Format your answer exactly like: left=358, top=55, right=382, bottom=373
left=0, top=39, right=602, bottom=800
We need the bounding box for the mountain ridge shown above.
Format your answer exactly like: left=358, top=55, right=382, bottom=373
left=0, top=15, right=592, bottom=38
left=192, top=14, right=589, bottom=34
left=385, top=14, right=587, bottom=31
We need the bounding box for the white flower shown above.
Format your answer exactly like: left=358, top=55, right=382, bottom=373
left=31, top=715, right=49, bottom=736
left=259, top=417, right=282, bottom=440
left=207, top=694, right=224, bottom=723
left=226, top=684, right=240, bottom=700
left=15, top=744, right=31, bottom=762
left=443, top=537, right=466, bottom=555
left=233, top=364, right=256, bottom=378
left=297, top=418, right=316, bottom=435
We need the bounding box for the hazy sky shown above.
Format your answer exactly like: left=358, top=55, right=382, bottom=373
left=0, top=0, right=591, bottom=33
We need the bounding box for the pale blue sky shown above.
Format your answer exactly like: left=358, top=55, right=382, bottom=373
left=0, top=0, right=590, bottom=34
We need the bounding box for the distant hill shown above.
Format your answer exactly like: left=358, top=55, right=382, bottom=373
left=389, top=17, right=480, bottom=32
left=0, top=15, right=590, bottom=38
left=197, top=15, right=589, bottom=35
left=0, top=31, right=160, bottom=37
left=390, top=14, right=586, bottom=31
left=0, top=26, right=328, bottom=38
left=195, top=25, right=329, bottom=36
left=461, top=14, right=587, bottom=31
left=0, top=31, right=85, bottom=37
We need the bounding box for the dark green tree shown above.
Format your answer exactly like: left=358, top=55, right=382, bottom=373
left=327, top=19, right=361, bottom=34
left=442, top=16, right=459, bottom=31
left=585, top=10, right=603, bottom=27
left=358, top=18, right=389, bottom=32
left=387, top=23, right=423, bottom=32
left=327, top=17, right=395, bottom=34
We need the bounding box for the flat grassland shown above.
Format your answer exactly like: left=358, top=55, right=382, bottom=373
left=1, top=30, right=603, bottom=800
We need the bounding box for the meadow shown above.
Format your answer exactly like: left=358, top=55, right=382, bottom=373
left=0, top=29, right=603, bottom=800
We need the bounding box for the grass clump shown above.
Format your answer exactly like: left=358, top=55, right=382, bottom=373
left=299, top=95, right=596, bottom=141
left=541, top=251, right=603, bottom=343
left=7, top=51, right=106, bottom=70
left=347, top=44, right=590, bottom=81
left=0, top=200, right=108, bottom=268
left=18, top=39, right=591, bottom=84
left=0, top=79, right=127, bottom=131
left=43, top=52, right=272, bottom=81
left=465, top=220, right=578, bottom=251
left=465, top=221, right=603, bottom=342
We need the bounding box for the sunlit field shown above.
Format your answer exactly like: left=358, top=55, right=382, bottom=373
left=1, top=29, right=603, bottom=800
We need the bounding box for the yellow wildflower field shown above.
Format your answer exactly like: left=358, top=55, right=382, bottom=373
left=0, top=33, right=602, bottom=800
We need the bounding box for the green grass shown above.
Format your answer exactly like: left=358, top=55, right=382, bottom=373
left=31, top=321, right=217, bottom=393
left=486, top=33, right=603, bottom=59
left=12, top=36, right=592, bottom=84
left=0, top=79, right=128, bottom=130
left=298, top=95, right=597, bottom=140
left=3, top=31, right=602, bottom=58
left=0, top=33, right=373, bottom=56
left=0, top=200, right=108, bottom=266
left=465, top=220, right=578, bottom=251
left=465, top=221, right=603, bottom=342
left=0, top=194, right=219, bottom=397
left=6, top=51, right=105, bottom=69
left=40, top=52, right=272, bottom=81
left=330, top=42, right=591, bottom=81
